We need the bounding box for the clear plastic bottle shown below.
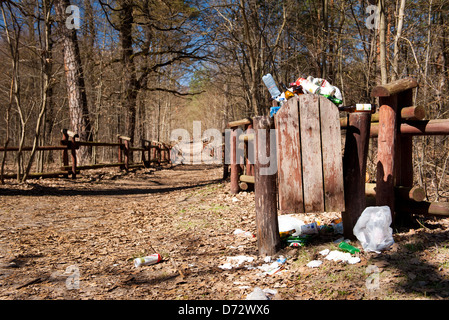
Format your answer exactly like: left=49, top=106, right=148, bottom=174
left=262, top=74, right=281, bottom=99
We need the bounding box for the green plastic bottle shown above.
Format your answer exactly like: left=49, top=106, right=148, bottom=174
left=338, top=241, right=360, bottom=254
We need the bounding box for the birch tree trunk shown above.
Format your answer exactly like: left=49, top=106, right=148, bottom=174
left=379, top=0, right=388, bottom=84
left=391, top=0, right=406, bottom=81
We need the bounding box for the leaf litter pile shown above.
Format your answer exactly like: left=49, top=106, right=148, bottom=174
left=1, top=164, right=449, bottom=300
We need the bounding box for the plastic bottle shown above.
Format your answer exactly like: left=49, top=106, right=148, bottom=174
left=262, top=74, right=281, bottom=99
left=300, top=222, right=319, bottom=234
left=338, top=241, right=360, bottom=254
left=134, top=253, right=162, bottom=267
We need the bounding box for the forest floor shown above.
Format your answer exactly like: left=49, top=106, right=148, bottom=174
left=0, top=164, right=449, bottom=300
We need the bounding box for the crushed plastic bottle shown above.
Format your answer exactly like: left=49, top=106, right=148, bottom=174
left=262, top=74, right=281, bottom=99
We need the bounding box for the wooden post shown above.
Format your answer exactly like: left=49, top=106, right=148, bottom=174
left=254, top=116, right=280, bottom=257
left=222, top=132, right=229, bottom=180
left=61, top=129, right=69, bottom=178
left=372, top=78, right=418, bottom=224
left=375, top=94, right=398, bottom=215
left=244, top=123, right=254, bottom=177
left=342, top=112, right=371, bottom=239
left=230, top=127, right=240, bottom=194
left=141, top=140, right=148, bottom=168
left=124, top=139, right=129, bottom=171
left=118, top=137, right=123, bottom=170
left=70, top=135, right=77, bottom=179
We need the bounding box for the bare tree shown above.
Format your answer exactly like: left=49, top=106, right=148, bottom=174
left=55, top=0, right=92, bottom=164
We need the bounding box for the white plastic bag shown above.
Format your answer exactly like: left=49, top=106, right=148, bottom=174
left=353, top=206, right=394, bottom=253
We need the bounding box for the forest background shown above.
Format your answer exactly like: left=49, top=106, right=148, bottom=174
left=0, top=0, right=448, bottom=201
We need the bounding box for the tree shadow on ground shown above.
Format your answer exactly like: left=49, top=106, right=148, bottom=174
left=0, top=179, right=224, bottom=197
left=369, top=216, right=449, bottom=298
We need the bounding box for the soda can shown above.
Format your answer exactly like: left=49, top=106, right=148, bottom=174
left=134, top=253, right=162, bottom=267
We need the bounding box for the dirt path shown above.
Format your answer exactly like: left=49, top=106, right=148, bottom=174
left=1, top=165, right=449, bottom=300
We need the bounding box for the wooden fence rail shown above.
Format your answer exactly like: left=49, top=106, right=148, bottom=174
left=0, top=129, right=171, bottom=180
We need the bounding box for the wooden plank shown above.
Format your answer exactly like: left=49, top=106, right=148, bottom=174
left=274, top=96, right=304, bottom=213
left=299, top=94, right=324, bottom=212
left=319, top=96, right=345, bottom=212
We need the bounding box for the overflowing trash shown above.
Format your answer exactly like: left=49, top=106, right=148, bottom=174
left=262, top=73, right=343, bottom=117
left=278, top=215, right=343, bottom=238
left=353, top=206, right=395, bottom=253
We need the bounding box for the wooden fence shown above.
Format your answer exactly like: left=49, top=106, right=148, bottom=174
left=0, top=129, right=171, bottom=180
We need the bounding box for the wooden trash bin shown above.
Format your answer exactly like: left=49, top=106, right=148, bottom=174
left=274, top=94, right=345, bottom=214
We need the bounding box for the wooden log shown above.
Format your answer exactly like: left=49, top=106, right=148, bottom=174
left=117, top=135, right=131, bottom=141
left=228, top=118, right=252, bottom=128
left=230, top=127, right=240, bottom=194
left=124, top=139, right=130, bottom=171
left=223, top=132, right=230, bottom=180
left=398, top=119, right=449, bottom=136
left=238, top=133, right=255, bottom=142
left=254, top=116, right=280, bottom=257
left=370, top=119, right=449, bottom=137
left=76, top=141, right=122, bottom=147
left=371, top=77, right=418, bottom=97
left=365, top=183, right=426, bottom=202
left=0, top=145, right=67, bottom=151
left=396, top=89, right=414, bottom=189
left=375, top=94, right=398, bottom=219
left=397, top=200, right=449, bottom=217
left=239, top=181, right=250, bottom=191
left=275, top=96, right=304, bottom=213
left=244, top=123, right=254, bottom=177
left=70, top=136, right=77, bottom=179
left=342, top=112, right=371, bottom=239
left=239, top=174, right=255, bottom=184
left=62, top=131, right=69, bottom=178
left=340, top=105, right=426, bottom=128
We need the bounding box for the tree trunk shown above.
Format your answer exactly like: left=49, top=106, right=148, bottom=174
left=391, top=0, right=406, bottom=81
left=118, top=0, right=138, bottom=147
left=378, top=0, right=388, bottom=84
left=55, top=0, right=92, bottom=165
